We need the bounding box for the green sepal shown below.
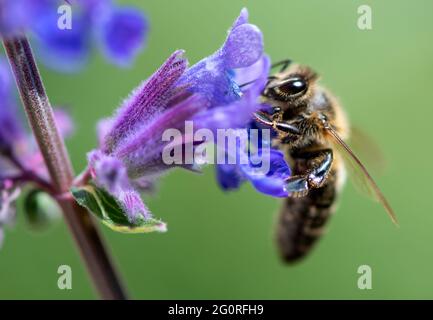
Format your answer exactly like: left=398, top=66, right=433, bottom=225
left=71, top=184, right=166, bottom=233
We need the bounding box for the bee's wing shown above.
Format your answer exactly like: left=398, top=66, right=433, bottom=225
left=348, top=126, right=386, bottom=175
left=325, top=125, right=398, bottom=226
left=345, top=126, right=387, bottom=197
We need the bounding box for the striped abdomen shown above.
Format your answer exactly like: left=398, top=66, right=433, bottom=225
left=276, top=168, right=338, bottom=263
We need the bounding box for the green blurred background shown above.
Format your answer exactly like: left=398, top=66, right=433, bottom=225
left=1, top=0, right=433, bottom=299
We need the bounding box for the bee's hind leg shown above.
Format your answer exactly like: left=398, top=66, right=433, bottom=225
left=286, top=149, right=333, bottom=197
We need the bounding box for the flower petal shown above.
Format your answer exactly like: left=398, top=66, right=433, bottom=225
left=97, top=6, right=148, bottom=67
left=0, top=61, right=26, bottom=152
left=32, top=9, right=90, bottom=73
left=117, top=189, right=151, bottom=222
left=0, top=58, right=12, bottom=96
left=234, top=54, right=270, bottom=91
left=192, top=55, right=270, bottom=133
left=178, top=9, right=264, bottom=107
left=0, top=0, right=34, bottom=37
left=114, top=94, right=207, bottom=178
left=88, top=150, right=129, bottom=195
left=240, top=148, right=291, bottom=197
left=87, top=150, right=152, bottom=222
left=105, top=50, right=188, bottom=152
left=222, top=24, right=263, bottom=69
left=96, top=117, right=114, bottom=148
left=231, top=7, right=249, bottom=29
left=216, top=163, right=244, bottom=190
left=192, top=94, right=258, bottom=134
left=53, top=108, right=74, bottom=138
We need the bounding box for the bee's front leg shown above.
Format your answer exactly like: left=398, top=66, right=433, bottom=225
left=286, top=149, right=333, bottom=197
left=254, top=111, right=301, bottom=135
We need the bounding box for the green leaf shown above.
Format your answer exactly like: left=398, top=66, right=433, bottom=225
left=70, top=184, right=167, bottom=234
left=24, top=189, right=61, bottom=230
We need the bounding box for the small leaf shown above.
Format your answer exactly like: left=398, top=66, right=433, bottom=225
left=24, top=189, right=61, bottom=230
left=71, top=184, right=166, bottom=233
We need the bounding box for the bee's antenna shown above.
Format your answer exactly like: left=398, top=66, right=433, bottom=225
left=239, top=75, right=279, bottom=88
left=239, top=79, right=258, bottom=88
left=271, top=59, right=292, bottom=73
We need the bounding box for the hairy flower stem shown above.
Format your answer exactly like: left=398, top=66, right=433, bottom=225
left=2, top=37, right=127, bottom=300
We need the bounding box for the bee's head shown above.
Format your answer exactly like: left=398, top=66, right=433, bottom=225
left=263, top=64, right=318, bottom=111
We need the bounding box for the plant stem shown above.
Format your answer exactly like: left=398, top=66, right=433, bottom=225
left=2, top=37, right=127, bottom=300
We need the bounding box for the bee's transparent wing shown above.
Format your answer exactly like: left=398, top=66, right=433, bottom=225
left=348, top=126, right=386, bottom=176
left=325, top=125, right=398, bottom=225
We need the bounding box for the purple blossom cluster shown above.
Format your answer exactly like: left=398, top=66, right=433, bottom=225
left=0, top=0, right=148, bottom=72
left=0, top=5, right=292, bottom=240
left=88, top=9, right=291, bottom=224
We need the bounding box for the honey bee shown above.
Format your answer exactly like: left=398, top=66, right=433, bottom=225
left=254, top=60, right=397, bottom=263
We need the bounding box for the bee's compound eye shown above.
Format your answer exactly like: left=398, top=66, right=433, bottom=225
left=276, top=78, right=307, bottom=97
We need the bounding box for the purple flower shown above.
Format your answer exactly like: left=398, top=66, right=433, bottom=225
left=241, top=148, right=291, bottom=197
left=89, top=51, right=205, bottom=223
left=87, top=8, right=291, bottom=226
left=0, top=59, right=26, bottom=155
left=88, top=150, right=152, bottom=223
left=0, top=0, right=149, bottom=72
left=31, top=3, right=91, bottom=72
left=53, top=108, right=75, bottom=138
left=0, top=0, right=34, bottom=37
left=191, top=55, right=270, bottom=133
left=95, top=6, right=148, bottom=67
left=214, top=121, right=292, bottom=198
left=178, top=8, right=263, bottom=107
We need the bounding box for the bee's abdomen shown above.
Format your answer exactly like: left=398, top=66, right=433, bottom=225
left=276, top=171, right=337, bottom=263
